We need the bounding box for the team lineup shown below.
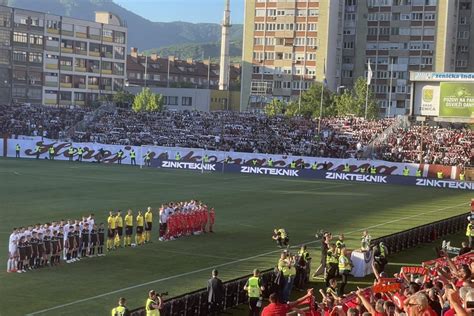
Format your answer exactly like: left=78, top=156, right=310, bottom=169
left=7, top=200, right=216, bottom=273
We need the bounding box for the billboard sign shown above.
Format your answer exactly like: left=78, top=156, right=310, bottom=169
left=439, top=82, right=474, bottom=118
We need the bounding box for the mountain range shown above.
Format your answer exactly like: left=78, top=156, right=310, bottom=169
left=6, top=0, right=243, bottom=61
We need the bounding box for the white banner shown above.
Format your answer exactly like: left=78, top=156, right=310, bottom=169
left=4, top=138, right=454, bottom=177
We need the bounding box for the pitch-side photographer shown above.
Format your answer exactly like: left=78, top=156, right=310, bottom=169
left=145, top=290, right=163, bottom=316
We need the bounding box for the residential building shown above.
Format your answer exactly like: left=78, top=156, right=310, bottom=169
left=0, top=5, right=127, bottom=106
left=241, top=0, right=343, bottom=111
left=241, top=0, right=474, bottom=116
left=126, top=48, right=241, bottom=91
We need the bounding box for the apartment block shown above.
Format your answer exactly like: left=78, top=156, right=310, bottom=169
left=0, top=5, right=127, bottom=107
left=241, top=0, right=474, bottom=116
left=126, top=48, right=241, bottom=91
left=241, top=0, right=344, bottom=111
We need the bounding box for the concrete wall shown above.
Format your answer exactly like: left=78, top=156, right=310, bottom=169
left=125, top=86, right=211, bottom=112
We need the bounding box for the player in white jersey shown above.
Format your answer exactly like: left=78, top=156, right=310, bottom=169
left=7, top=228, right=19, bottom=272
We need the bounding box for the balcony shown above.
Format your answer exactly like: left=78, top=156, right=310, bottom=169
left=103, top=36, right=113, bottom=43
left=47, top=27, right=59, bottom=35
left=88, top=84, right=99, bottom=90
left=74, top=100, right=85, bottom=106
left=61, top=47, right=73, bottom=54
left=101, top=69, right=112, bottom=75
left=74, top=49, right=87, bottom=56
left=89, top=51, right=100, bottom=57
left=76, top=83, right=86, bottom=89
left=76, top=32, right=87, bottom=39
left=45, top=45, right=59, bottom=52
left=103, top=52, right=113, bottom=59
left=60, top=82, right=72, bottom=88
left=59, top=99, right=72, bottom=105
left=61, top=65, right=72, bottom=71
left=44, top=80, right=58, bottom=87
left=92, top=68, right=100, bottom=74
left=101, top=85, right=112, bottom=91
left=61, top=30, right=74, bottom=37
left=89, top=34, right=101, bottom=41
left=45, top=63, right=58, bottom=70
left=75, top=66, right=86, bottom=72
left=44, top=98, right=57, bottom=105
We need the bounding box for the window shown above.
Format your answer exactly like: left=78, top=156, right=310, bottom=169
left=46, top=20, right=59, bottom=29
left=13, top=50, right=27, bottom=62
left=167, top=96, right=178, bottom=105
left=458, top=31, right=469, bottom=39
left=28, top=88, right=42, bottom=99
left=13, top=32, right=27, bottom=43
left=13, top=69, right=26, bottom=81
left=182, top=97, right=192, bottom=106
left=456, top=60, right=468, bottom=67
left=12, top=87, right=26, bottom=98
left=114, top=46, right=125, bottom=59
left=29, top=34, right=43, bottom=46
left=29, top=52, right=43, bottom=63
left=113, top=31, right=125, bottom=44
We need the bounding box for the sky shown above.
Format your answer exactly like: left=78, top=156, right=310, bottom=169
left=114, top=0, right=244, bottom=24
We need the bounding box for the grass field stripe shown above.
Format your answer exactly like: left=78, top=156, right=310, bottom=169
left=27, top=202, right=466, bottom=315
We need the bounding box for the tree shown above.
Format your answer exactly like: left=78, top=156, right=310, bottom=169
left=332, top=77, right=379, bottom=119
left=132, top=88, right=163, bottom=113
left=264, top=98, right=284, bottom=116
left=353, top=77, right=379, bottom=119
left=333, top=91, right=357, bottom=116
left=285, top=83, right=334, bottom=118
left=113, top=89, right=135, bottom=108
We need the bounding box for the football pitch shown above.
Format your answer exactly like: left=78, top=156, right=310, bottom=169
left=0, top=158, right=471, bottom=316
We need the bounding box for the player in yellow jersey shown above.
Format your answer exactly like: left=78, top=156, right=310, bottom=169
left=136, top=211, right=144, bottom=246
left=115, top=211, right=124, bottom=248
left=107, top=211, right=116, bottom=251
left=144, top=207, right=153, bottom=243
left=124, top=209, right=133, bottom=247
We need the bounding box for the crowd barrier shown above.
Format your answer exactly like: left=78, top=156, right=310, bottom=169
left=129, top=212, right=469, bottom=316
left=2, top=137, right=467, bottom=180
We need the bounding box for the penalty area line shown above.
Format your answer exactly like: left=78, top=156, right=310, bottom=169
left=27, top=202, right=466, bottom=315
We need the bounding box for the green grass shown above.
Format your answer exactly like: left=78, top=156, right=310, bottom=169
left=0, top=158, right=471, bottom=316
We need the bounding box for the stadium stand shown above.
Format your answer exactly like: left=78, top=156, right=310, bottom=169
left=1, top=104, right=472, bottom=166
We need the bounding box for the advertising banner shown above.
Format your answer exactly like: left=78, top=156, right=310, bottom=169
left=4, top=138, right=472, bottom=190
left=439, top=82, right=474, bottom=118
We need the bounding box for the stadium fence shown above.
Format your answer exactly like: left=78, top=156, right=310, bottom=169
left=129, top=212, right=469, bottom=316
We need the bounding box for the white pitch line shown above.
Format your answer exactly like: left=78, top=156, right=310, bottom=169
left=27, top=202, right=466, bottom=315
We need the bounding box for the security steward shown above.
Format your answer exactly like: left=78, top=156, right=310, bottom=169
left=244, top=269, right=265, bottom=316
left=416, top=169, right=422, bottom=177
left=437, top=171, right=443, bottom=179
left=466, top=219, right=474, bottom=248
left=373, top=242, right=388, bottom=273
left=370, top=166, right=377, bottom=174
left=325, top=243, right=338, bottom=287
left=359, top=166, right=366, bottom=173
left=203, top=154, right=209, bottom=163
left=290, top=161, right=296, bottom=169
left=145, top=290, right=162, bottom=316
left=296, top=245, right=311, bottom=289
left=68, top=146, right=75, bottom=161
left=35, top=144, right=41, bottom=159
left=144, top=150, right=151, bottom=167
left=338, top=247, right=352, bottom=296
left=402, top=166, right=409, bottom=176
left=460, top=172, right=465, bottom=181
left=49, top=146, right=55, bottom=160
left=311, top=162, right=317, bottom=170
left=15, top=144, right=20, bottom=158
left=175, top=152, right=181, bottom=161
left=267, top=157, right=273, bottom=167
left=77, top=147, right=84, bottom=162
left=117, top=149, right=124, bottom=164
left=343, top=163, right=350, bottom=172
left=111, top=297, right=130, bottom=316
left=130, top=149, right=136, bottom=165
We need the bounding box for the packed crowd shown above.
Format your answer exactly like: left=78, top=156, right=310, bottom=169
left=254, top=235, right=474, bottom=316
left=6, top=200, right=215, bottom=273
left=374, top=124, right=473, bottom=166
left=1, top=104, right=472, bottom=166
